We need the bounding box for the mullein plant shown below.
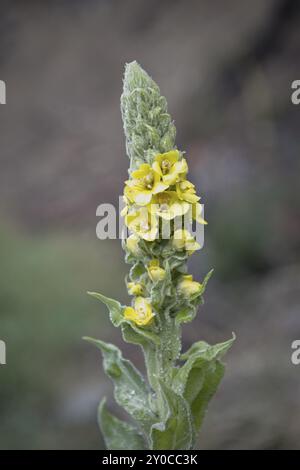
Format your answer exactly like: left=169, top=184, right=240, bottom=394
left=84, top=61, right=234, bottom=450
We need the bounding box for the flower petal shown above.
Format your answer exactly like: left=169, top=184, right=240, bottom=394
left=134, top=191, right=153, bottom=206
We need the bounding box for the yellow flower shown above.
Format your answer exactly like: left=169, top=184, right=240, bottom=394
left=172, top=229, right=201, bottom=254
left=120, top=194, right=130, bottom=217
left=152, top=150, right=188, bottom=186
left=127, top=282, right=144, bottom=296
left=124, top=297, right=154, bottom=326
left=123, top=185, right=136, bottom=204
left=147, top=259, right=166, bottom=282
left=121, top=186, right=137, bottom=217
left=120, top=204, right=128, bottom=217
left=125, top=208, right=158, bottom=241
left=177, top=274, right=202, bottom=298
left=176, top=180, right=200, bottom=204
left=125, top=163, right=168, bottom=206
left=126, top=234, right=142, bottom=256
left=149, top=191, right=190, bottom=220
left=192, top=202, right=207, bottom=225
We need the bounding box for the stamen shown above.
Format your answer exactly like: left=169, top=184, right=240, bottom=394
left=143, top=174, right=154, bottom=189
left=161, top=159, right=171, bottom=174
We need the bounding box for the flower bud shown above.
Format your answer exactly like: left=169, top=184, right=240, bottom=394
left=127, top=282, right=144, bottom=296
left=172, top=229, right=200, bottom=254
left=177, top=274, right=202, bottom=298
left=147, top=259, right=166, bottom=282
left=126, top=234, right=141, bottom=256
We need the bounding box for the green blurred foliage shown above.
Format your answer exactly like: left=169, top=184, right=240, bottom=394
left=0, top=222, right=126, bottom=449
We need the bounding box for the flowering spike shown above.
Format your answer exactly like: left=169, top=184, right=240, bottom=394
left=85, top=62, right=235, bottom=450
left=121, top=61, right=176, bottom=169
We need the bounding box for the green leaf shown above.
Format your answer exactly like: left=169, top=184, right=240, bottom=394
left=121, top=323, right=160, bottom=392
left=98, top=398, right=147, bottom=450
left=181, top=333, right=235, bottom=361
left=174, top=334, right=235, bottom=433
left=175, top=304, right=197, bottom=325
left=122, top=322, right=160, bottom=347
left=129, top=261, right=147, bottom=281
left=150, top=381, right=194, bottom=450
left=168, top=253, right=188, bottom=271
left=150, top=271, right=172, bottom=309
left=189, top=361, right=225, bottom=432
left=84, top=337, right=155, bottom=432
left=87, top=291, right=124, bottom=327
left=201, top=268, right=214, bottom=292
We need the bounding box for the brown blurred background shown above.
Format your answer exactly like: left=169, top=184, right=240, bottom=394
left=0, top=0, right=300, bottom=449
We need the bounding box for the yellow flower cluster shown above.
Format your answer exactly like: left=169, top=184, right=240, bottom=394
left=122, top=150, right=206, bottom=327
left=123, top=259, right=166, bottom=326
left=123, top=150, right=206, bottom=243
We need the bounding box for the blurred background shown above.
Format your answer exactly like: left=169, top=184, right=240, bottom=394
left=0, top=0, right=299, bottom=449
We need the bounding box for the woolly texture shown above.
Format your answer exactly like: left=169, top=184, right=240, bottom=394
left=85, top=62, right=234, bottom=450
left=121, top=61, right=176, bottom=169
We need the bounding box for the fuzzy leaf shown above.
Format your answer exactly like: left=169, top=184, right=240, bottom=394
left=98, top=398, right=147, bottom=450
left=150, top=269, right=172, bottom=309
left=181, top=333, right=235, bottom=361
left=129, top=261, right=146, bottom=281
left=151, top=382, right=194, bottom=450
left=122, top=322, right=160, bottom=346
left=87, top=291, right=124, bottom=327
left=189, top=361, right=225, bottom=432
left=190, top=268, right=214, bottom=301
left=201, top=268, right=214, bottom=291
left=168, top=253, right=188, bottom=271
left=84, top=337, right=155, bottom=432
left=174, top=335, right=235, bottom=432
left=175, top=304, right=197, bottom=325
left=121, top=323, right=160, bottom=392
